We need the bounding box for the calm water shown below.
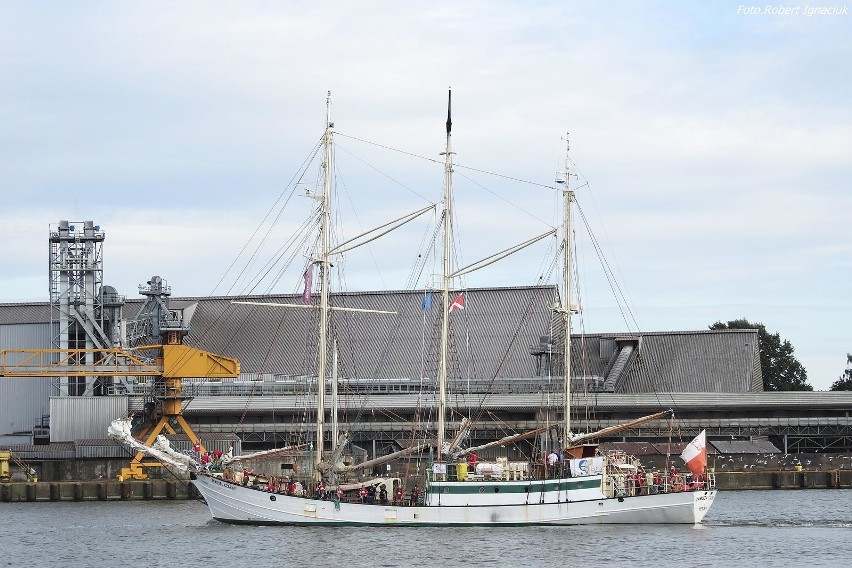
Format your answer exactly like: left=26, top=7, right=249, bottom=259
left=2, top=490, right=851, bottom=567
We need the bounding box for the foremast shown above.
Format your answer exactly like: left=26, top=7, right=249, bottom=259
left=437, top=89, right=453, bottom=462
left=315, top=91, right=334, bottom=475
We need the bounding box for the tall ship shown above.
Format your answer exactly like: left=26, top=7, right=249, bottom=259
left=188, top=92, right=717, bottom=525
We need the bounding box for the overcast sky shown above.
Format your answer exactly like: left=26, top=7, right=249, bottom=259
left=1, top=1, right=849, bottom=389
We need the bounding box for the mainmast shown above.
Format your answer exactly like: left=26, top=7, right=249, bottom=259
left=437, top=89, right=453, bottom=462
left=316, top=91, right=333, bottom=473
left=558, top=134, right=574, bottom=445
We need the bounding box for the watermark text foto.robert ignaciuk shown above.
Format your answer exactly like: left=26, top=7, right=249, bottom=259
left=737, top=4, right=848, bottom=15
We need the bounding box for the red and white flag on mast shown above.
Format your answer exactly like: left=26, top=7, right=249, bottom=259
left=449, top=293, right=465, bottom=313
left=680, top=430, right=707, bottom=476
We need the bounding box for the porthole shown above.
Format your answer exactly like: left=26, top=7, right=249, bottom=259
left=270, top=495, right=277, bottom=501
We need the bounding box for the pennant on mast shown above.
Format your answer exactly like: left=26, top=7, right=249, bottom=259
left=446, top=88, right=452, bottom=135
left=302, top=264, right=314, bottom=303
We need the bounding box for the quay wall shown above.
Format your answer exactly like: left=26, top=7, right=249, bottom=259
left=0, top=479, right=199, bottom=502
left=714, top=469, right=852, bottom=490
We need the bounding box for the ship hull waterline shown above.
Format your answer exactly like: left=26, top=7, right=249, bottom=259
left=192, top=474, right=716, bottom=526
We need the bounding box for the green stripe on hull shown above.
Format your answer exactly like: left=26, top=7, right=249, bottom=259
left=431, top=478, right=601, bottom=494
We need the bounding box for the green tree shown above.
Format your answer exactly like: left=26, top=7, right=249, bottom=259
left=709, top=319, right=812, bottom=391
left=829, top=354, right=852, bottom=391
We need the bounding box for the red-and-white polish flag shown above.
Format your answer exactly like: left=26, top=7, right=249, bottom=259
left=302, top=265, right=314, bottom=303
left=680, top=430, right=707, bottom=476
left=449, top=293, right=465, bottom=313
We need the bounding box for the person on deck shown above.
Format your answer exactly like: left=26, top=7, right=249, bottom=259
left=669, top=466, right=682, bottom=492
left=412, top=486, right=421, bottom=506
left=646, top=471, right=656, bottom=494
left=379, top=486, right=388, bottom=505
left=547, top=450, right=559, bottom=478
left=359, top=485, right=368, bottom=503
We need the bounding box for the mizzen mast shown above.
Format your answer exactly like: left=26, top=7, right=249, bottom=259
left=557, top=134, right=575, bottom=446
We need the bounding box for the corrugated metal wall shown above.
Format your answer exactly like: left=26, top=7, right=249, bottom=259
left=0, top=323, right=55, bottom=436
left=164, top=433, right=242, bottom=456
left=50, top=396, right=128, bottom=442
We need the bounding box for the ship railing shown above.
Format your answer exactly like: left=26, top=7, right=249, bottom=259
left=604, top=469, right=716, bottom=498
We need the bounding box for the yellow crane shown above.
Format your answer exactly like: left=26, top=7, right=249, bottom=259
left=0, top=330, right=239, bottom=480
left=0, top=450, right=37, bottom=482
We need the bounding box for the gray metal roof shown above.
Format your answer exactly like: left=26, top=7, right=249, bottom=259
left=4, top=442, right=75, bottom=460
left=180, top=286, right=558, bottom=383
left=179, top=287, right=761, bottom=394
left=0, top=302, right=50, bottom=325
left=615, top=330, right=762, bottom=393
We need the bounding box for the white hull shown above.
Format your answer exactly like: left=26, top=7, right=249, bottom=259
left=192, top=474, right=716, bottom=526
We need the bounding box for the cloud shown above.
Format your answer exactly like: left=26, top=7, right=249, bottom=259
left=0, top=1, right=849, bottom=389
